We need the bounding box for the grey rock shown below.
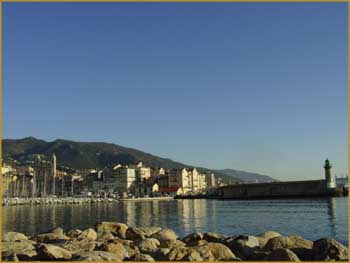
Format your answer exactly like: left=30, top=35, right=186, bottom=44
left=66, top=229, right=82, bottom=239
left=96, top=230, right=115, bottom=242
left=99, top=239, right=129, bottom=260
left=2, top=251, right=20, bottom=261
left=95, top=222, right=128, bottom=239
left=33, top=232, right=70, bottom=243
left=257, top=231, right=282, bottom=248
left=149, top=248, right=170, bottom=261
left=78, top=228, right=97, bottom=241
left=126, top=227, right=146, bottom=241
left=3, top=232, right=28, bottom=242
left=166, top=247, right=203, bottom=261
left=160, top=239, right=186, bottom=249
left=266, top=248, right=300, bottom=261
left=151, top=228, right=178, bottom=245
left=182, top=232, right=203, bottom=244
left=227, top=235, right=260, bottom=259
left=74, top=250, right=122, bottom=261
left=61, top=238, right=96, bottom=253
left=134, top=227, right=162, bottom=237
left=195, top=242, right=237, bottom=261
left=2, top=240, right=37, bottom=260
left=129, top=253, right=155, bottom=261
left=37, top=243, right=72, bottom=260
left=312, top=238, right=348, bottom=261
left=203, top=232, right=227, bottom=243
left=133, top=238, right=160, bottom=253
left=263, top=235, right=313, bottom=260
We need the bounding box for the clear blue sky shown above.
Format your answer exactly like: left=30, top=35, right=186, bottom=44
left=3, top=3, right=347, bottom=181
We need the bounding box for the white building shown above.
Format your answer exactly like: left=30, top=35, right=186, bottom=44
left=115, top=166, right=136, bottom=194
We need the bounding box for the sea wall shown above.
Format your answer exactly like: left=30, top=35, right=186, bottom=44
left=217, top=180, right=336, bottom=199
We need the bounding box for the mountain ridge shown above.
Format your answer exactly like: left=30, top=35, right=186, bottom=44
left=2, top=137, right=276, bottom=183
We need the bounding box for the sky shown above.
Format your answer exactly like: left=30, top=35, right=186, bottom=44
left=3, top=2, right=347, bottom=181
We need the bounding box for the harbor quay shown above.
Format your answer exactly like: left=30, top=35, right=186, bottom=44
left=2, top=154, right=217, bottom=201
left=2, top=154, right=347, bottom=202
left=2, top=221, right=348, bottom=261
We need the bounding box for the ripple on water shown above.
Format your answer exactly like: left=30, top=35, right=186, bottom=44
left=2, top=197, right=348, bottom=245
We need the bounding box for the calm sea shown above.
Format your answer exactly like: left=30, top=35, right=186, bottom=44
left=2, top=197, right=348, bottom=245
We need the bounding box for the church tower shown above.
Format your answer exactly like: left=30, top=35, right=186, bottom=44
left=324, top=159, right=335, bottom=189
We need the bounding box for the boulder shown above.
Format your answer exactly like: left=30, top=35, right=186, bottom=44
left=61, top=238, right=96, bottom=253
left=203, top=232, right=227, bottom=243
left=160, top=239, right=186, bottom=249
left=257, top=231, right=282, bottom=248
left=37, top=244, right=72, bottom=260
left=74, top=250, right=122, bottom=261
left=78, top=228, right=97, bottom=241
left=115, top=239, right=140, bottom=259
left=227, top=235, right=260, bottom=259
left=151, top=228, right=178, bottom=245
left=96, top=230, right=115, bottom=242
left=2, top=251, right=20, bottom=261
left=50, top=227, right=65, bottom=236
left=134, top=227, right=162, bottom=237
left=263, top=235, right=313, bottom=260
left=33, top=232, right=69, bottom=243
left=182, top=232, right=203, bottom=244
left=259, top=230, right=282, bottom=240
left=266, top=248, right=300, bottom=261
left=196, top=242, right=237, bottom=261
left=134, top=238, right=160, bottom=253
left=187, top=239, right=208, bottom=247
left=247, top=251, right=270, bottom=261
left=2, top=240, right=37, bottom=260
left=95, top=222, right=128, bottom=239
left=3, top=232, right=28, bottom=242
left=312, top=238, right=348, bottom=261
left=66, top=229, right=82, bottom=239
left=126, top=227, right=146, bottom=241
left=166, top=247, right=203, bottom=261
left=129, top=253, right=155, bottom=261
left=99, top=239, right=129, bottom=260
left=149, top=248, right=170, bottom=261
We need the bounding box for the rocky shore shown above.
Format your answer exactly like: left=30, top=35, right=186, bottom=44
left=2, top=222, right=348, bottom=261
left=2, top=197, right=118, bottom=206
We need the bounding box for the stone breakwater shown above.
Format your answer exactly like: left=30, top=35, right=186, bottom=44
left=2, top=223, right=348, bottom=262
left=2, top=197, right=118, bottom=206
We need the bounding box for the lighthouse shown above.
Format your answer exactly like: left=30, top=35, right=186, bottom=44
left=324, top=159, right=335, bottom=189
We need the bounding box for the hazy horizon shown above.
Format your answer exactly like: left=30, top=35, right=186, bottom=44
left=3, top=3, right=347, bottom=181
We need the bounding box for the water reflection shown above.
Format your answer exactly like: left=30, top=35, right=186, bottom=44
left=2, top=198, right=348, bottom=244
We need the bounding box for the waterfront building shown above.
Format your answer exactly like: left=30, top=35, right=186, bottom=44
left=33, top=154, right=58, bottom=197
left=157, top=174, right=169, bottom=188
left=205, top=173, right=216, bottom=187
left=134, top=178, right=159, bottom=197
left=115, top=166, right=136, bottom=194
left=150, top=167, right=165, bottom=178
left=169, top=168, right=191, bottom=193
left=59, top=173, right=83, bottom=196
left=158, top=187, right=183, bottom=196
left=2, top=163, right=16, bottom=197
left=134, top=162, right=151, bottom=182
left=168, top=168, right=208, bottom=193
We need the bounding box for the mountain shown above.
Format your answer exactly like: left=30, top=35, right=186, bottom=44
left=2, top=137, right=276, bottom=183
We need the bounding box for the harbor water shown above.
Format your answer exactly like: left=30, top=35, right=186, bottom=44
left=2, top=197, right=348, bottom=245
